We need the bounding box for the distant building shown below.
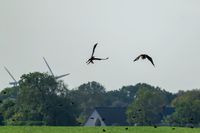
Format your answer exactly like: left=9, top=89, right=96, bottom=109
left=84, top=106, right=175, bottom=126
left=84, top=107, right=129, bottom=126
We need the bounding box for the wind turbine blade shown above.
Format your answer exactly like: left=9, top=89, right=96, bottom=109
left=43, top=57, right=54, bottom=76
left=55, top=73, right=70, bottom=79
left=4, top=67, right=17, bottom=83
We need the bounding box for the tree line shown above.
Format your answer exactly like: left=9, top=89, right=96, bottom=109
left=0, top=72, right=200, bottom=126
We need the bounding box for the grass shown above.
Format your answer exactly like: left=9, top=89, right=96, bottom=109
left=0, top=126, right=199, bottom=133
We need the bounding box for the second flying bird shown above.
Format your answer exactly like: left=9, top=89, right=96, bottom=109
left=86, top=43, right=109, bottom=64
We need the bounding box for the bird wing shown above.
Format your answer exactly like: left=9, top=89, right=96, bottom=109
left=93, top=57, right=109, bottom=60
left=133, top=55, right=141, bottom=62
left=93, top=57, right=102, bottom=60
left=146, top=55, right=155, bottom=66
left=91, top=43, right=98, bottom=57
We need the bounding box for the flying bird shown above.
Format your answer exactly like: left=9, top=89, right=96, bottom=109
left=86, top=43, right=109, bottom=64
left=134, top=54, right=155, bottom=67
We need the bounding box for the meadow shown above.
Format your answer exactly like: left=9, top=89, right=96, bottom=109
left=0, top=126, right=199, bottom=133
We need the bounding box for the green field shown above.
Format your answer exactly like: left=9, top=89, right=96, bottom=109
left=0, top=126, right=199, bottom=133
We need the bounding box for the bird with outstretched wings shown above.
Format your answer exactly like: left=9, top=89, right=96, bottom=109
left=86, top=43, right=109, bottom=64
left=134, top=54, right=155, bottom=67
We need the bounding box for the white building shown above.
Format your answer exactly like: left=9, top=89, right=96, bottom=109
left=84, top=107, right=128, bottom=126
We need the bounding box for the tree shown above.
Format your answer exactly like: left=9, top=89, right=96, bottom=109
left=127, top=84, right=169, bottom=125
left=105, top=85, right=139, bottom=107
left=105, top=83, right=174, bottom=108
left=69, top=81, right=107, bottom=123
left=0, top=87, right=19, bottom=100
left=10, top=72, right=78, bottom=125
left=165, top=89, right=200, bottom=126
left=0, top=87, right=19, bottom=125
left=0, top=99, right=16, bottom=125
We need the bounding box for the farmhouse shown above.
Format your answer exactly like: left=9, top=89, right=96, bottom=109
left=84, top=106, right=175, bottom=126
left=84, top=107, right=129, bottom=126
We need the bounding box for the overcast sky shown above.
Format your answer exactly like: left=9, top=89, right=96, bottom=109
left=0, top=0, right=200, bottom=93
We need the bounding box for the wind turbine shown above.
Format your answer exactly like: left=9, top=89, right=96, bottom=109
left=43, top=57, right=70, bottom=79
left=4, top=67, right=18, bottom=87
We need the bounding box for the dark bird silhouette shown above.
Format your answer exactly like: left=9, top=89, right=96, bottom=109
left=102, top=129, right=106, bottom=132
left=134, top=54, right=155, bottom=67
left=125, top=127, right=128, bottom=130
left=2, top=91, right=7, bottom=95
left=58, top=104, right=63, bottom=107
left=86, top=43, right=109, bottom=64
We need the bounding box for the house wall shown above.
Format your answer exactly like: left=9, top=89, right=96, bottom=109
left=84, top=110, right=106, bottom=126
